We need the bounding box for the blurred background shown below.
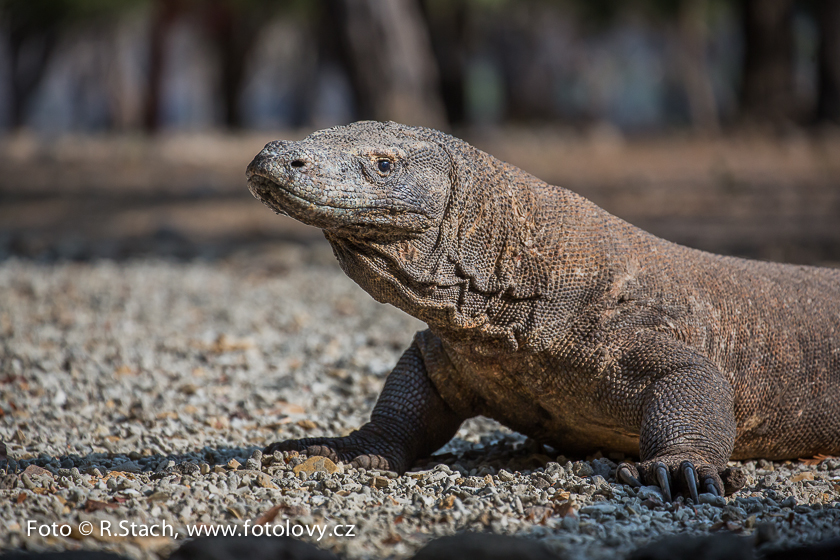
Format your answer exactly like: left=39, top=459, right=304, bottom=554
left=1, top=0, right=839, bottom=265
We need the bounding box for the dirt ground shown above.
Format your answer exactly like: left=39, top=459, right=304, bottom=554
left=1, top=127, right=839, bottom=266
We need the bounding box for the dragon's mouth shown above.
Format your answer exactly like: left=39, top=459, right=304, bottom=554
left=247, top=173, right=433, bottom=235
left=247, top=175, right=291, bottom=216
left=248, top=173, right=422, bottom=214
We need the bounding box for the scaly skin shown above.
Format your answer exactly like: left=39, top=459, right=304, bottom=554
left=246, top=121, right=840, bottom=501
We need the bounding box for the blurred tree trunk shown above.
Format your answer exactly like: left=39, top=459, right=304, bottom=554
left=326, top=0, right=446, bottom=128
left=816, top=0, right=840, bottom=124
left=740, top=0, right=795, bottom=125
left=497, top=4, right=559, bottom=124
left=106, top=23, right=143, bottom=131
left=7, top=32, right=57, bottom=129
left=3, top=1, right=63, bottom=129
left=677, top=0, right=719, bottom=134
left=419, top=0, right=468, bottom=125
left=144, top=0, right=181, bottom=132
left=204, top=1, right=266, bottom=129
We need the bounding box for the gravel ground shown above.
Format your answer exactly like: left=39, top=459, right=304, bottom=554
left=2, top=245, right=839, bottom=559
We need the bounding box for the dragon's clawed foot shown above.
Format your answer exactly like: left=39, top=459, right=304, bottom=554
left=264, top=432, right=406, bottom=474
left=616, top=457, right=745, bottom=502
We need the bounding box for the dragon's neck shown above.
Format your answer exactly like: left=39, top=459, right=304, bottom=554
left=326, top=155, right=617, bottom=352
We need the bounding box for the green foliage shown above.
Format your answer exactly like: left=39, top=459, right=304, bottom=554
left=562, top=0, right=623, bottom=25
left=0, top=0, right=147, bottom=35
left=0, top=0, right=147, bottom=20
left=558, top=0, right=730, bottom=25
left=205, top=0, right=313, bottom=16
left=423, top=0, right=513, bottom=18
left=0, top=0, right=318, bottom=36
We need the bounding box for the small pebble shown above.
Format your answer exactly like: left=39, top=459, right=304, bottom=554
left=698, top=493, right=726, bottom=507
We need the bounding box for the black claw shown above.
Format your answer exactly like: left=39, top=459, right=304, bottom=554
left=703, top=478, right=720, bottom=497
left=654, top=462, right=672, bottom=502
left=616, top=465, right=642, bottom=487
left=680, top=461, right=699, bottom=503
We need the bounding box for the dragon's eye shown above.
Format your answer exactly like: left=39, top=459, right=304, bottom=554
left=377, top=159, right=392, bottom=174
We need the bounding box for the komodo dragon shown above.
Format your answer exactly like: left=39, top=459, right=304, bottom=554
left=246, top=121, right=840, bottom=501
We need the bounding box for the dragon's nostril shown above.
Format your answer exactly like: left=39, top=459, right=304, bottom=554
left=290, top=159, right=305, bottom=168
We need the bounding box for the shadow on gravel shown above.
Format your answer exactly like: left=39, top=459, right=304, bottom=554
left=1, top=446, right=265, bottom=482
left=2, top=533, right=840, bottom=560
left=2, top=440, right=577, bottom=482
left=415, top=437, right=613, bottom=476
left=1, top=427, right=593, bottom=484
